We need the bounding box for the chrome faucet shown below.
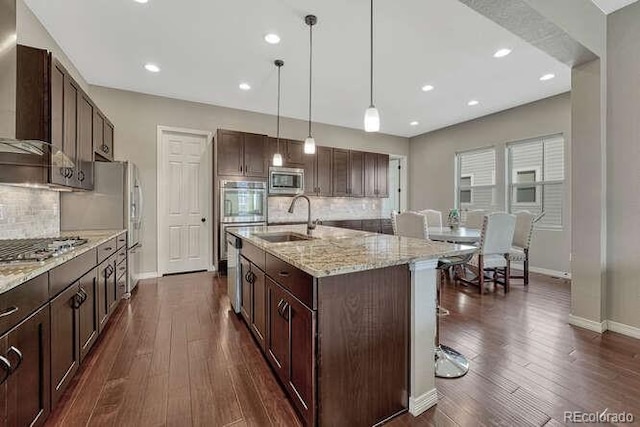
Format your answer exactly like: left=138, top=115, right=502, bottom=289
left=288, top=195, right=317, bottom=235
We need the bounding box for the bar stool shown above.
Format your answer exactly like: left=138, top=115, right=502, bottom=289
left=435, top=256, right=471, bottom=378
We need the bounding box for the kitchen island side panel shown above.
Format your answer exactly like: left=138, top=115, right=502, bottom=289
left=317, top=264, right=410, bottom=426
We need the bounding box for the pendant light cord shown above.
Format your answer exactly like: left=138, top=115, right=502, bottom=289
left=308, top=21, right=313, bottom=138
left=277, top=63, right=281, bottom=153
left=370, top=0, right=374, bottom=108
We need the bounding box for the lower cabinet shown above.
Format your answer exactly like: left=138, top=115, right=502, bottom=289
left=0, top=304, right=51, bottom=427
left=98, top=255, right=117, bottom=332
left=265, top=278, right=315, bottom=426
left=240, top=256, right=266, bottom=350
left=78, top=269, right=99, bottom=362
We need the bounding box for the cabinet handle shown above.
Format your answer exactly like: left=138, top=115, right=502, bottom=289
left=79, top=288, right=88, bottom=304
left=78, top=171, right=85, bottom=182
left=277, top=299, right=289, bottom=321
left=102, top=144, right=110, bottom=154
left=7, top=346, right=23, bottom=372
left=103, top=247, right=113, bottom=251
left=0, top=306, right=18, bottom=318
left=278, top=271, right=290, bottom=278
left=0, top=356, right=10, bottom=385
left=240, top=165, right=243, bottom=172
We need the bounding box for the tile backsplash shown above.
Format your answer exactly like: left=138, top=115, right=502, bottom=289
left=0, top=185, right=60, bottom=239
left=268, top=196, right=386, bottom=223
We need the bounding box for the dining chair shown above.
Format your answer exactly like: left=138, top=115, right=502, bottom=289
left=464, top=209, right=486, bottom=229
left=420, top=209, right=443, bottom=228
left=392, top=210, right=470, bottom=378
left=457, top=212, right=516, bottom=295
left=508, top=211, right=536, bottom=286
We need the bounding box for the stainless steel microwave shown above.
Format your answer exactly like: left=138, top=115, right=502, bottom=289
left=269, top=167, right=304, bottom=195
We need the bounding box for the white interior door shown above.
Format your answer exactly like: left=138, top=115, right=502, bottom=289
left=159, top=129, right=210, bottom=275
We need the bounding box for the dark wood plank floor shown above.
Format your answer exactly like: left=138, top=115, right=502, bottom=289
left=46, top=271, right=640, bottom=427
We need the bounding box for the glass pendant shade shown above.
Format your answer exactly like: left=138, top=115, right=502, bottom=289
left=272, top=152, right=283, bottom=167
left=304, top=136, right=316, bottom=154
left=364, top=106, right=380, bottom=132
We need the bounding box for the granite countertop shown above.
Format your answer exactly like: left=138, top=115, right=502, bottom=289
left=268, top=217, right=391, bottom=225
left=227, top=224, right=477, bottom=278
left=0, top=229, right=127, bottom=295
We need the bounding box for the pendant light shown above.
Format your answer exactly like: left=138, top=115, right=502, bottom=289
left=272, top=59, right=284, bottom=167
left=304, top=15, right=317, bottom=154
left=364, top=0, right=380, bottom=132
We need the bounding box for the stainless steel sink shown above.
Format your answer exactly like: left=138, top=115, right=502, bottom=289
left=254, top=232, right=314, bottom=243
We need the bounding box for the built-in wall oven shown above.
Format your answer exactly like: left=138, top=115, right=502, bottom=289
left=269, top=167, right=304, bottom=195
left=219, top=180, right=267, bottom=260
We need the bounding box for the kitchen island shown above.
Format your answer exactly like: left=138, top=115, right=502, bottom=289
left=227, top=224, right=476, bottom=426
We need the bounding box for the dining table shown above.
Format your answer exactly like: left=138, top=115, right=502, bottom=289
left=427, top=226, right=481, bottom=244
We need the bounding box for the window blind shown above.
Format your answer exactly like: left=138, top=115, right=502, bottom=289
left=456, top=148, right=497, bottom=212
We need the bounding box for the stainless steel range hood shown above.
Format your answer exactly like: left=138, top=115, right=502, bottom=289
left=0, top=0, right=74, bottom=188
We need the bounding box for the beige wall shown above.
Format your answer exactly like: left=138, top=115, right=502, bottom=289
left=409, top=93, right=571, bottom=274
left=90, top=86, right=409, bottom=275
left=16, top=0, right=89, bottom=93
left=606, top=3, right=640, bottom=330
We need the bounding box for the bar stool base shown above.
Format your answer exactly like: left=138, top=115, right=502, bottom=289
left=435, top=345, right=469, bottom=378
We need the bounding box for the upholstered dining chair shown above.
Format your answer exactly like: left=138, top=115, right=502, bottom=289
left=508, top=211, right=545, bottom=285
left=464, top=209, right=486, bottom=229
left=391, top=211, right=429, bottom=239
left=420, top=209, right=443, bottom=228
left=457, top=212, right=516, bottom=295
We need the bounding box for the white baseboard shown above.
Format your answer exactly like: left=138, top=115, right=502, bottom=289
left=511, top=262, right=571, bottom=279
left=409, top=388, right=438, bottom=416
left=606, top=320, right=640, bottom=339
left=568, top=314, right=607, bottom=333
left=137, top=272, right=159, bottom=280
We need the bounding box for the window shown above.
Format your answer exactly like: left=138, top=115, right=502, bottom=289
left=507, top=134, right=565, bottom=228
left=455, top=148, right=496, bottom=211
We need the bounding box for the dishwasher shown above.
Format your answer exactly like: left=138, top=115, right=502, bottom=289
left=226, top=231, right=242, bottom=313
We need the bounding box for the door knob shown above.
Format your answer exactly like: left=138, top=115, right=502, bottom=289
left=201, top=218, right=206, bottom=223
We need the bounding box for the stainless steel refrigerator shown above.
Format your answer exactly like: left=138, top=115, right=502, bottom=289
left=61, top=161, right=143, bottom=296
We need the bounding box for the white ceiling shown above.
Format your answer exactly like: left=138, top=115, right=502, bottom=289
left=24, top=0, right=570, bottom=138
left=591, top=0, right=638, bottom=13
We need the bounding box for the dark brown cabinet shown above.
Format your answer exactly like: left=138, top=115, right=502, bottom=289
left=286, top=140, right=305, bottom=167
left=217, top=130, right=267, bottom=178
left=78, top=269, right=99, bottom=362
left=94, top=110, right=114, bottom=162
left=98, top=256, right=117, bottom=333
left=349, top=150, right=365, bottom=197
left=303, top=151, right=317, bottom=195
left=2, top=305, right=51, bottom=427
left=240, top=257, right=266, bottom=351
left=77, top=94, right=95, bottom=189
left=240, top=257, right=252, bottom=324
left=331, top=149, right=349, bottom=197
left=50, top=282, right=80, bottom=407
left=364, top=152, right=389, bottom=198
left=376, top=153, right=389, bottom=198
left=266, top=278, right=289, bottom=381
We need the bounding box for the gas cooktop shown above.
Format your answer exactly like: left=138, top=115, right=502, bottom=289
left=0, top=236, right=88, bottom=264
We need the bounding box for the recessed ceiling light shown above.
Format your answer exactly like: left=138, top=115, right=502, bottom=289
left=144, top=63, right=160, bottom=73
left=410, top=121, right=419, bottom=126
left=540, top=73, right=555, bottom=81
left=239, top=82, right=251, bottom=91
left=264, top=33, right=281, bottom=44
left=493, top=48, right=512, bottom=58
left=421, top=84, right=434, bottom=92
left=134, top=0, right=148, bottom=3
left=467, top=100, right=479, bottom=106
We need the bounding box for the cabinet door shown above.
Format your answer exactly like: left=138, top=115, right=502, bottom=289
left=107, top=258, right=118, bottom=314
left=217, top=130, right=244, bottom=176
left=240, top=257, right=252, bottom=325
left=349, top=151, right=365, bottom=197
left=93, top=111, right=105, bottom=158
left=243, top=133, right=267, bottom=178
left=376, top=154, right=390, bottom=197
left=364, top=152, right=377, bottom=197
left=6, top=305, right=51, bottom=427
left=316, top=147, right=333, bottom=197
left=331, top=149, right=350, bottom=197
left=116, top=266, right=127, bottom=302
left=0, top=335, right=7, bottom=426
left=63, top=77, right=78, bottom=186
left=77, top=94, right=94, bottom=190
left=103, top=121, right=114, bottom=161
left=78, top=268, right=99, bottom=362
left=251, top=268, right=266, bottom=350
left=288, top=297, right=315, bottom=426
left=98, top=260, right=116, bottom=332
left=303, top=152, right=317, bottom=195
left=50, top=62, right=66, bottom=187
left=266, top=278, right=289, bottom=380
left=286, top=140, right=305, bottom=167
left=50, top=283, right=80, bottom=407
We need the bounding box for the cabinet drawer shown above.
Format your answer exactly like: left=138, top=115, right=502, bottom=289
left=50, top=249, right=97, bottom=297
left=116, top=246, right=127, bottom=266
left=97, top=238, right=117, bottom=264
left=115, top=261, right=127, bottom=279
left=266, top=253, right=314, bottom=309
left=116, top=233, right=127, bottom=250
left=240, top=241, right=266, bottom=271
left=0, top=273, right=49, bottom=336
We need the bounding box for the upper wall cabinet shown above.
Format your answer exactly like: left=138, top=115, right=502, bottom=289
left=364, top=152, right=389, bottom=198
left=217, top=130, right=267, bottom=178
left=266, top=138, right=305, bottom=169
left=94, top=111, right=114, bottom=162
left=16, top=45, right=115, bottom=190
